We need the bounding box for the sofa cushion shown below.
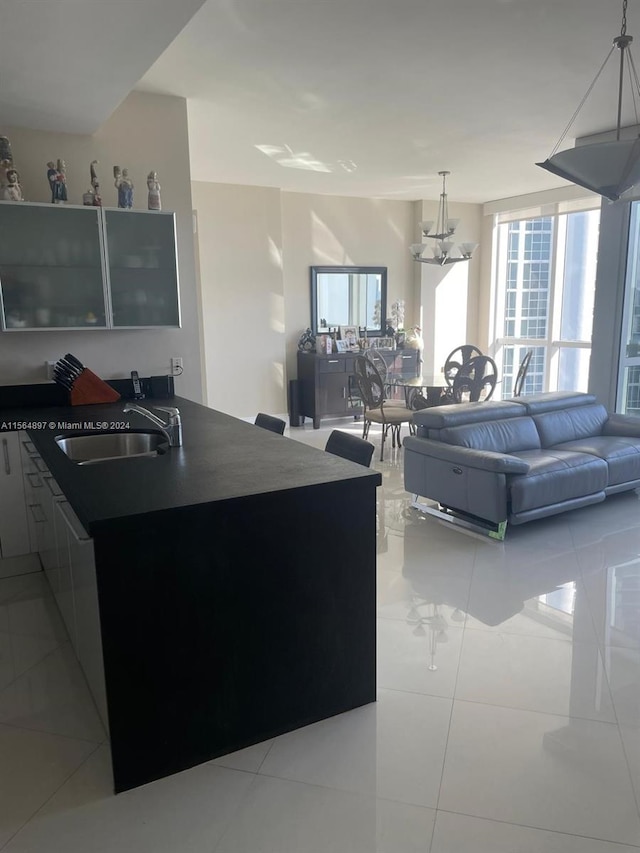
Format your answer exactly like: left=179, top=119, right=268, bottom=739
left=551, top=436, right=640, bottom=486
left=514, top=391, right=597, bottom=415
left=509, top=450, right=608, bottom=513
left=532, top=404, right=609, bottom=448
left=439, top=416, right=540, bottom=454
left=412, top=400, right=524, bottom=437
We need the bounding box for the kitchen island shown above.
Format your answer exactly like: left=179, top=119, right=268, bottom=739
left=1, top=394, right=381, bottom=792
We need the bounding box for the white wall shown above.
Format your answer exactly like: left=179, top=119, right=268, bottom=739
left=281, top=192, right=419, bottom=383
left=0, top=91, right=204, bottom=403
left=191, top=181, right=285, bottom=416
left=415, top=199, right=483, bottom=374
left=193, top=184, right=420, bottom=418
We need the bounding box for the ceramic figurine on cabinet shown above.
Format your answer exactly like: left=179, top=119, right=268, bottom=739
left=48, top=159, right=67, bottom=204
left=114, top=166, right=134, bottom=208
left=0, top=136, right=12, bottom=166
left=90, top=160, right=102, bottom=206
left=0, top=136, right=14, bottom=191
left=147, top=171, right=161, bottom=210
left=2, top=168, right=23, bottom=201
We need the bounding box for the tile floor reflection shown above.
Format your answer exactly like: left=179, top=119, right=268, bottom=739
left=0, top=419, right=639, bottom=851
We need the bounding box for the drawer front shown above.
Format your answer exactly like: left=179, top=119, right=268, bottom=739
left=397, top=351, right=419, bottom=377
left=318, top=357, right=347, bottom=374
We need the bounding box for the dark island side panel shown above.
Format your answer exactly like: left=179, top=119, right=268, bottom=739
left=95, top=477, right=377, bottom=793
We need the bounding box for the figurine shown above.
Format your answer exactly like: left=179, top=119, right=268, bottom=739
left=297, top=327, right=316, bottom=352
left=113, top=166, right=134, bottom=208
left=0, top=136, right=13, bottom=190
left=0, top=136, right=12, bottom=165
left=147, top=171, right=161, bottom=211
left=90, top=160, right=102, bottom=206
left=2, top=168, right=23, bottom=201
left=46, top=161, right=57, bottom=201
left=48, top=159, right=67, bottom=204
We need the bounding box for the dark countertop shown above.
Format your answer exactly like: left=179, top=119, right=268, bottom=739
left=1, top=396, right=381, bottom=534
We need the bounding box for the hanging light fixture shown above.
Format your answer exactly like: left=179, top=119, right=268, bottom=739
left=410, top=171, right=478, bottom=265
left=537, top=0, right=640, bottom=202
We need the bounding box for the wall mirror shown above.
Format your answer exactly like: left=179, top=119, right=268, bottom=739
left=310, top=266, right=387, bottom=338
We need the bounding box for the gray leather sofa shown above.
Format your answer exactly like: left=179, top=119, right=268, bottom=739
left=404, top=391, right=640, bottom=535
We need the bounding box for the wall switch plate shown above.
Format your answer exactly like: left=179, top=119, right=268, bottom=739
left=45, top=360, right=57, bottom=380
left=170, top=357, right=183, bottom=376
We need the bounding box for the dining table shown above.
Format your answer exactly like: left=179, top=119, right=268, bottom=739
left=389, top=373, right=449, bottom=409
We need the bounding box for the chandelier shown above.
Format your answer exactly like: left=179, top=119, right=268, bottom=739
left=537, top=0, right=640, bottom=202
left=410, top=171, right=478, bottom=265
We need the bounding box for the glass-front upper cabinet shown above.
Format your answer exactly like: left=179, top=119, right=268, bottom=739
left=103, top=209, right=180, bottom=328
left=0, top=202, right=107, bottom=330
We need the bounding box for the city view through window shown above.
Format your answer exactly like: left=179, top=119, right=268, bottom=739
left=493, top=207, right=600, bottom=398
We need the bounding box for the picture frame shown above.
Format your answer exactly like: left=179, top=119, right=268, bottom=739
left=340, top=325, right=358, bottom=350
left=336, top=340, right=348, bottom=352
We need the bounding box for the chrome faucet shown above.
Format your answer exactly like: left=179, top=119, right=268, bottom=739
left=123, top=403, right=182, bottom=447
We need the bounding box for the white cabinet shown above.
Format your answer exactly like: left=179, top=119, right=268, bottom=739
left=54, top=500, right=108, bottom=729
left=0, top=201, right=180, bottom=331
left=0, top=433, right=31, bottom=558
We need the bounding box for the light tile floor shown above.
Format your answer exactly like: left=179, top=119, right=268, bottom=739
left=1, top=418, right=639, bottom=852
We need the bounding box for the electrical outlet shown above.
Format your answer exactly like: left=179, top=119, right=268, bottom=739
left=170, top=357, right=183, bottom=376
left=45, top=360, right=57, bottom=380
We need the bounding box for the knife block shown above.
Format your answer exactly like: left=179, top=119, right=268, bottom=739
left=70, top=370, right=121, bottom=405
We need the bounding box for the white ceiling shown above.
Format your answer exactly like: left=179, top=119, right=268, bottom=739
left=0, top=0, right=207, bottom=134
left=2, top=0, right=637, bottom=204
left=137, top=0, right=639, bottom=203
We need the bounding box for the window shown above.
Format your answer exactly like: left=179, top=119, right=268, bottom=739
left=492, top=203, right=600, bottom=397
left=617, top=202, right=640, bottom=415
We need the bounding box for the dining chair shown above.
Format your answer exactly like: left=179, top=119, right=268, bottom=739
left=254, top=413, right=286, bottom=434
left=325, top=430, right=375, bottom=467
left=513, top=349, right=533, bottom=397
left=451, top=355, right=498, bottom=402
left=443, top=344, right=483, bottom=387
left=353, top=356, right=413, bottom=461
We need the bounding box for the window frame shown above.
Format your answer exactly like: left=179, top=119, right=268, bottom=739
left=492, top=200, right=600, bottom=395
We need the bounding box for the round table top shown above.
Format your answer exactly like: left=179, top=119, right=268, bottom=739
left=390, top=374, right=447, bottom=389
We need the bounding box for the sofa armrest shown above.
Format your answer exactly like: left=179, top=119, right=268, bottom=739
left=603, top=414, right=640, bottom=438
left=403, top=436, right=530, bottom=474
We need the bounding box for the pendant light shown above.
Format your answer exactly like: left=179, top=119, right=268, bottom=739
left=537, top=0, right=640, bottom=202
left=410, top=171, right=478, bottom=265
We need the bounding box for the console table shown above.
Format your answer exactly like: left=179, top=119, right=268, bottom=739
left=297, top=349, right=420, bottom=429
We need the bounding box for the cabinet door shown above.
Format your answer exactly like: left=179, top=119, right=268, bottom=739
left=103, top=208, right=180, bottom=328
left=67, top=512, right=108, bottom=729
left=0, top=202, right=107, bottom=330
left=398, top=351, right=418, bottom=377
left=54, top=501, right=76, bottom=651
left=0, top=433, right=30, bottom=558
left=40, top=474, right=63, bottom=578
left=319, top=371, right=349, bottom=415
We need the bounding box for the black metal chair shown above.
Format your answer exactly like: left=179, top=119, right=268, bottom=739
left=353, top=356, right=413, bottom=461
left=325, top=430, right=375, bottom=467
left=443, top=345, right=483, bottom=387
left=513, top=350, right=533, bottom=397
left=451, top=355, right=498, bottom=402
left=254, top=413, right=286, bottom=435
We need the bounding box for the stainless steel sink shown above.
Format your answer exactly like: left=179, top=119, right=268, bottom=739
left=55, top=431, right=169, bottom=464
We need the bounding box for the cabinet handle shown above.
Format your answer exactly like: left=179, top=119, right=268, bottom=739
left=27, top=472, right=43, bottom=488
left=57, top=500, right=91, bottom=542
left=21, top=440, right=36, bottom=455
left=402, top=355, right=412, bottom=359
left=328, top=359, right=339, bottom=364
left=342, top=387, right=346, bottom=398
left=44, top=475, right=63, bottom=496
left=2, top=439, right=9, bottom=475
left=28, top=503, right=46, bottom=523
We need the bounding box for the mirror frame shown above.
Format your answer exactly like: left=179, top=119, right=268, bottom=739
left=310, top=265, right=387, bottom=338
